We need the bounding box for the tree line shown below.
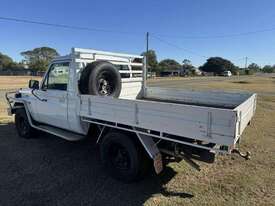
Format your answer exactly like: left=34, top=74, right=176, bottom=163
left=0, top=47, right=59, bottom=72
left=142, top=50, right=275, bottom=75
left=1, top=47, right=275, bottom=74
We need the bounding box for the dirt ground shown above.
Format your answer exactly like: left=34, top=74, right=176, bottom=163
left=0, top=75, right=274, bottom=206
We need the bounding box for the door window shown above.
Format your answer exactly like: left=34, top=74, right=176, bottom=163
left=42, top=62, right=70, bottom=91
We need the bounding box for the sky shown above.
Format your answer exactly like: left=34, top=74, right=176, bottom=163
left=1, top=0, right=275, bottom=67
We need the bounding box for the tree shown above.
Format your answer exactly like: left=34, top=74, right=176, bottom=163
left=181, top=59, right=198, bottom=76
left=262, top=65, right=274, bottom=73
left=21, top=47, right=59, bottom=71
left=199, top=57, right=237, bottom=75
left=182, top=59, right=191, bottom=66
left=141, top=50, right=158, bottom=71
left=0, top=52, right=14, bottom=70
left=158, top=59, right=181, bottom=71
left=248, top=63, right=261, bottom=72
left=248, top=63, right=260, bottom=71
left=245, top=63, right=261, bottom=75
left=182, top=59, right=194, bottom=69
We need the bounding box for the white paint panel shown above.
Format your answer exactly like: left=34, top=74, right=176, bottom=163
left=80, top=95, right=238, bottom=146
left=120, top=81, right=143, bottom=99
left=234, top=94, right=257, bottom=135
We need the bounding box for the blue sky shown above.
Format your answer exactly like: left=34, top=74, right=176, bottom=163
left=1, top=0, right=275, bottom=67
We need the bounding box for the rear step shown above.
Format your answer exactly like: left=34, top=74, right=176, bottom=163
left=38, top=125, right=85, bottom=141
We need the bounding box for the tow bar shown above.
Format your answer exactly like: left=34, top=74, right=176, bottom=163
left=160, top=148, right=201, bottom=171
left=232, top=149, right=251, bottom=160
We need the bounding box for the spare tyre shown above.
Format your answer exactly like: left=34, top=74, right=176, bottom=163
left=79, top=61, right=122, bottom=97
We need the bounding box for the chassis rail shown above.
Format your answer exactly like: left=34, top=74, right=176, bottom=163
left=81, top=116, right=229, bottom=154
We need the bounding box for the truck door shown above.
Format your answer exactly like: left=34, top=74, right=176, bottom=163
left=36, top=62, right=70, bottom=130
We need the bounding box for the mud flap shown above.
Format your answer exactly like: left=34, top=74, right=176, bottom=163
left=135, top=132, right=164, bottom=174
left=153, top=153, right=163, bottom=174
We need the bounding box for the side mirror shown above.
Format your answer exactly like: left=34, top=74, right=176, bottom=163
left=29, top=80, right=39, bottom=89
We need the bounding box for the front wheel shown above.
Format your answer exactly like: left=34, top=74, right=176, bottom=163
left=15, top=108, right=36, bottom=139
left=100, top=132, right=149, bottom=183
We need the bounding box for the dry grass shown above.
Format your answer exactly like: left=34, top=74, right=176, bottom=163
left=0, top=76, right=41, bottom=116
left=148, top=75, right=275, bottom=94
left=0, top=75, right=275, bottom=205
left=203, top=78, right=275, bottom=94
left=0, top=76, right=41, bottom=91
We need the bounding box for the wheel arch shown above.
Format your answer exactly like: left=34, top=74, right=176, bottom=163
left=95, top=127, right=137, bottom=144
left=12, top=102, right=25, bottom=114
left=95, top=126, right=155, bottom=160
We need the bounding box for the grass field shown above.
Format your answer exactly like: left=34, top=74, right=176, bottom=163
left=0, top=75, right=274, bottom=205
left=0, top=76, right=40, bottom=120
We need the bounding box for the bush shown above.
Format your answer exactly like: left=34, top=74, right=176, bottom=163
left=245, top=69, right=254, bottom=75
left=262, top=65, right=274, bottom=73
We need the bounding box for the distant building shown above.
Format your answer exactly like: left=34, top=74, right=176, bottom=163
left=21, top=60, right=29, bottom=69
left=180, top=67, right=202, bottom=76
left=160, top=70, right=180, bottom=77
left=193, top=68, right=202, bottom=75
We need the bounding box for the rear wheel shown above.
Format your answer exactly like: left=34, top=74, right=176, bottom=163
left=15, top=108, right=36, bottom=139
left=100, top=132, right=150, bottom=183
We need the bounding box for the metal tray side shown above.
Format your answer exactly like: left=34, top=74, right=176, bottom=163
left=80, top=95, right=238, bottom=147
left=234, top=93, right=257, bottom=141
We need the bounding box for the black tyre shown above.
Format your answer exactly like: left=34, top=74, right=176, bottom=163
left=79, top=61, right=121, bottom=97
left=100, top=132, right=149, bottom=183
left=15, top=108, right=36, bottom=139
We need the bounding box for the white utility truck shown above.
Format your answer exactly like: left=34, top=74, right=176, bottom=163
left=6, top=48, right=257, bottom=182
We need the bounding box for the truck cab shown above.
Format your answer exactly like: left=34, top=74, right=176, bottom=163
left=21, top=48, right=144, bottom=135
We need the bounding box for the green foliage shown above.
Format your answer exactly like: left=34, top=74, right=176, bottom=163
left=244, top=63, right=260, bottom=75
left=182, top=59, right=196, bottom=75
left=158, top=59, right=181, bottom=71
left=141, top=50, right=181, bottom=75
left=199, top=57, right=238, bottom=75
left=248, top=63, right=261, bottom=72
left=262, top=65, right=274, bottom=73
left=21, top=47, right=59, bottom=71
left=182, top=59, right=191, bottom=65
left=141, top=50, right=158, bottom=71
left=0, top=52, right=14, bottom=69
left=182, top=59, right=196, bottom=71
left=245, top=69, right=253, bottom=75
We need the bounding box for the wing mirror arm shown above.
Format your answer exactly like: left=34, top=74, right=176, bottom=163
left=29, top=80, right=47, bottom=102
left=28, top=80, right=39, bottom=90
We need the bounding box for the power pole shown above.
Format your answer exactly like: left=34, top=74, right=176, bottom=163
left=245, top=57, right=248, bottom=69
left=146, top=32, right=149, bottom=55
left=146, top=32, right=149, bottom=79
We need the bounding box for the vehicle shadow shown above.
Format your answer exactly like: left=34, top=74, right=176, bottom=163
left=0, top=122, right=194, bottom=206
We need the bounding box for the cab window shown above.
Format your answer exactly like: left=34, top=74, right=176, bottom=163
left=42, top=62, right=69, bottom=91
